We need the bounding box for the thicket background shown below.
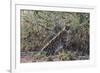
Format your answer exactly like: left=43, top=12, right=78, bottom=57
left=20, top=10, right=90, bottom=62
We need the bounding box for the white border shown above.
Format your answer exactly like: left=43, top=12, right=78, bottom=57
left=11, top=4, right=96, bottom=73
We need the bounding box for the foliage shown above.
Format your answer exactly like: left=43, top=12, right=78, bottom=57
left=20, top=10, right=89, bottom=62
